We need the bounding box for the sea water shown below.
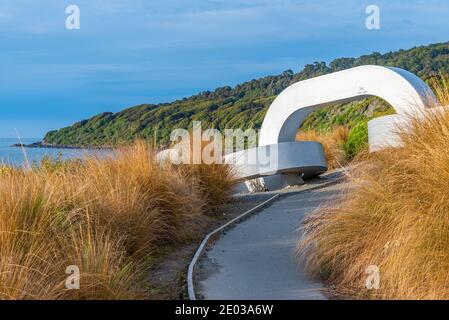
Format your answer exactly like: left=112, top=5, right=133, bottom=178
left=0, top=138, right=103, bottom=167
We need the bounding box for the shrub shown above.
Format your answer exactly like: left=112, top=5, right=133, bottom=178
left=343, top=121, right=368, bottom=160
left=180, top=163, right=237, bottom=213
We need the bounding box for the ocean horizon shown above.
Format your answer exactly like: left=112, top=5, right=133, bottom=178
left=0, top=137, right=97, bottom=167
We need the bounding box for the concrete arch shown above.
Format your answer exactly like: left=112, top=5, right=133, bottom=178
left=259, top=65, right=436, bottom=146
left=226, top=66, right=439, bottom=191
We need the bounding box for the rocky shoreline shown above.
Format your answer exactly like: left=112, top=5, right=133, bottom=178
left=10, top=141, right=109, bottom=150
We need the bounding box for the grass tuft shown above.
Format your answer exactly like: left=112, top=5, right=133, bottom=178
left=0, top=140, right=235, bottom=299
left=296, top=126, right=349, bottom=170
left=297, top=78, right=449, bottom=299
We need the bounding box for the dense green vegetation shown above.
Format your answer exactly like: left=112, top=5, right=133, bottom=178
left=344, top=121, right=369, bottom=160
left=44, top=41, right=449, bottom=147
left=301, top=97, right=394, bottom=132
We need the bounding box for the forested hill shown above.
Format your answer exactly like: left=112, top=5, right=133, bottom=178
left=43, top=41, right=449, bottom=147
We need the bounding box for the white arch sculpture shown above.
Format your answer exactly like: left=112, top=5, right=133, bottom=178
left=224, top=65, right=438, bottom=191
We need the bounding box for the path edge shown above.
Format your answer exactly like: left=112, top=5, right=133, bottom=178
left=187, top=193, right=280, bottom=300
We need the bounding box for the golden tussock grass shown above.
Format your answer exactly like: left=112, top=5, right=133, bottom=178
left=429, top=73, right=449, bottom=106
left=296, top=126, right=349, bottom=170
left=298, top=79, right=449, bottom=299
left=0, top=140, right=236, bottom=299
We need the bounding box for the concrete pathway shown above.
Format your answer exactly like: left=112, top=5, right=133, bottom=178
left=196, top=182, right=347, bottom=300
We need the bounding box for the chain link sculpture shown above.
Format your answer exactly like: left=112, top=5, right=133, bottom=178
left=224, top=65, right=439, bottom=191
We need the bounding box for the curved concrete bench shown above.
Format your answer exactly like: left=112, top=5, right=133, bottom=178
left=368, top=106, right=449, bottom=152
left=223, top=141, right=327, bottom=192
left=223, top=141, right=327, bottom=179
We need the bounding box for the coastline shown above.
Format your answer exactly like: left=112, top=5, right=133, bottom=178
left=10, top=141, right=112, bottom=150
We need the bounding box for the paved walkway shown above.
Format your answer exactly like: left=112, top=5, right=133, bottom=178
left=196, top=182, right=347, bottom=300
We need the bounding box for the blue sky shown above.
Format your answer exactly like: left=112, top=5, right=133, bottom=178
left=0, top=0, right=448, bottom=138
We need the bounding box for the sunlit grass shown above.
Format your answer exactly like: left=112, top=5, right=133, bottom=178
left=298, top=78, right=449, bottom=299
left=0, top=141, right=236, bottom=299
left=296, top=126, right=349, bottom=170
